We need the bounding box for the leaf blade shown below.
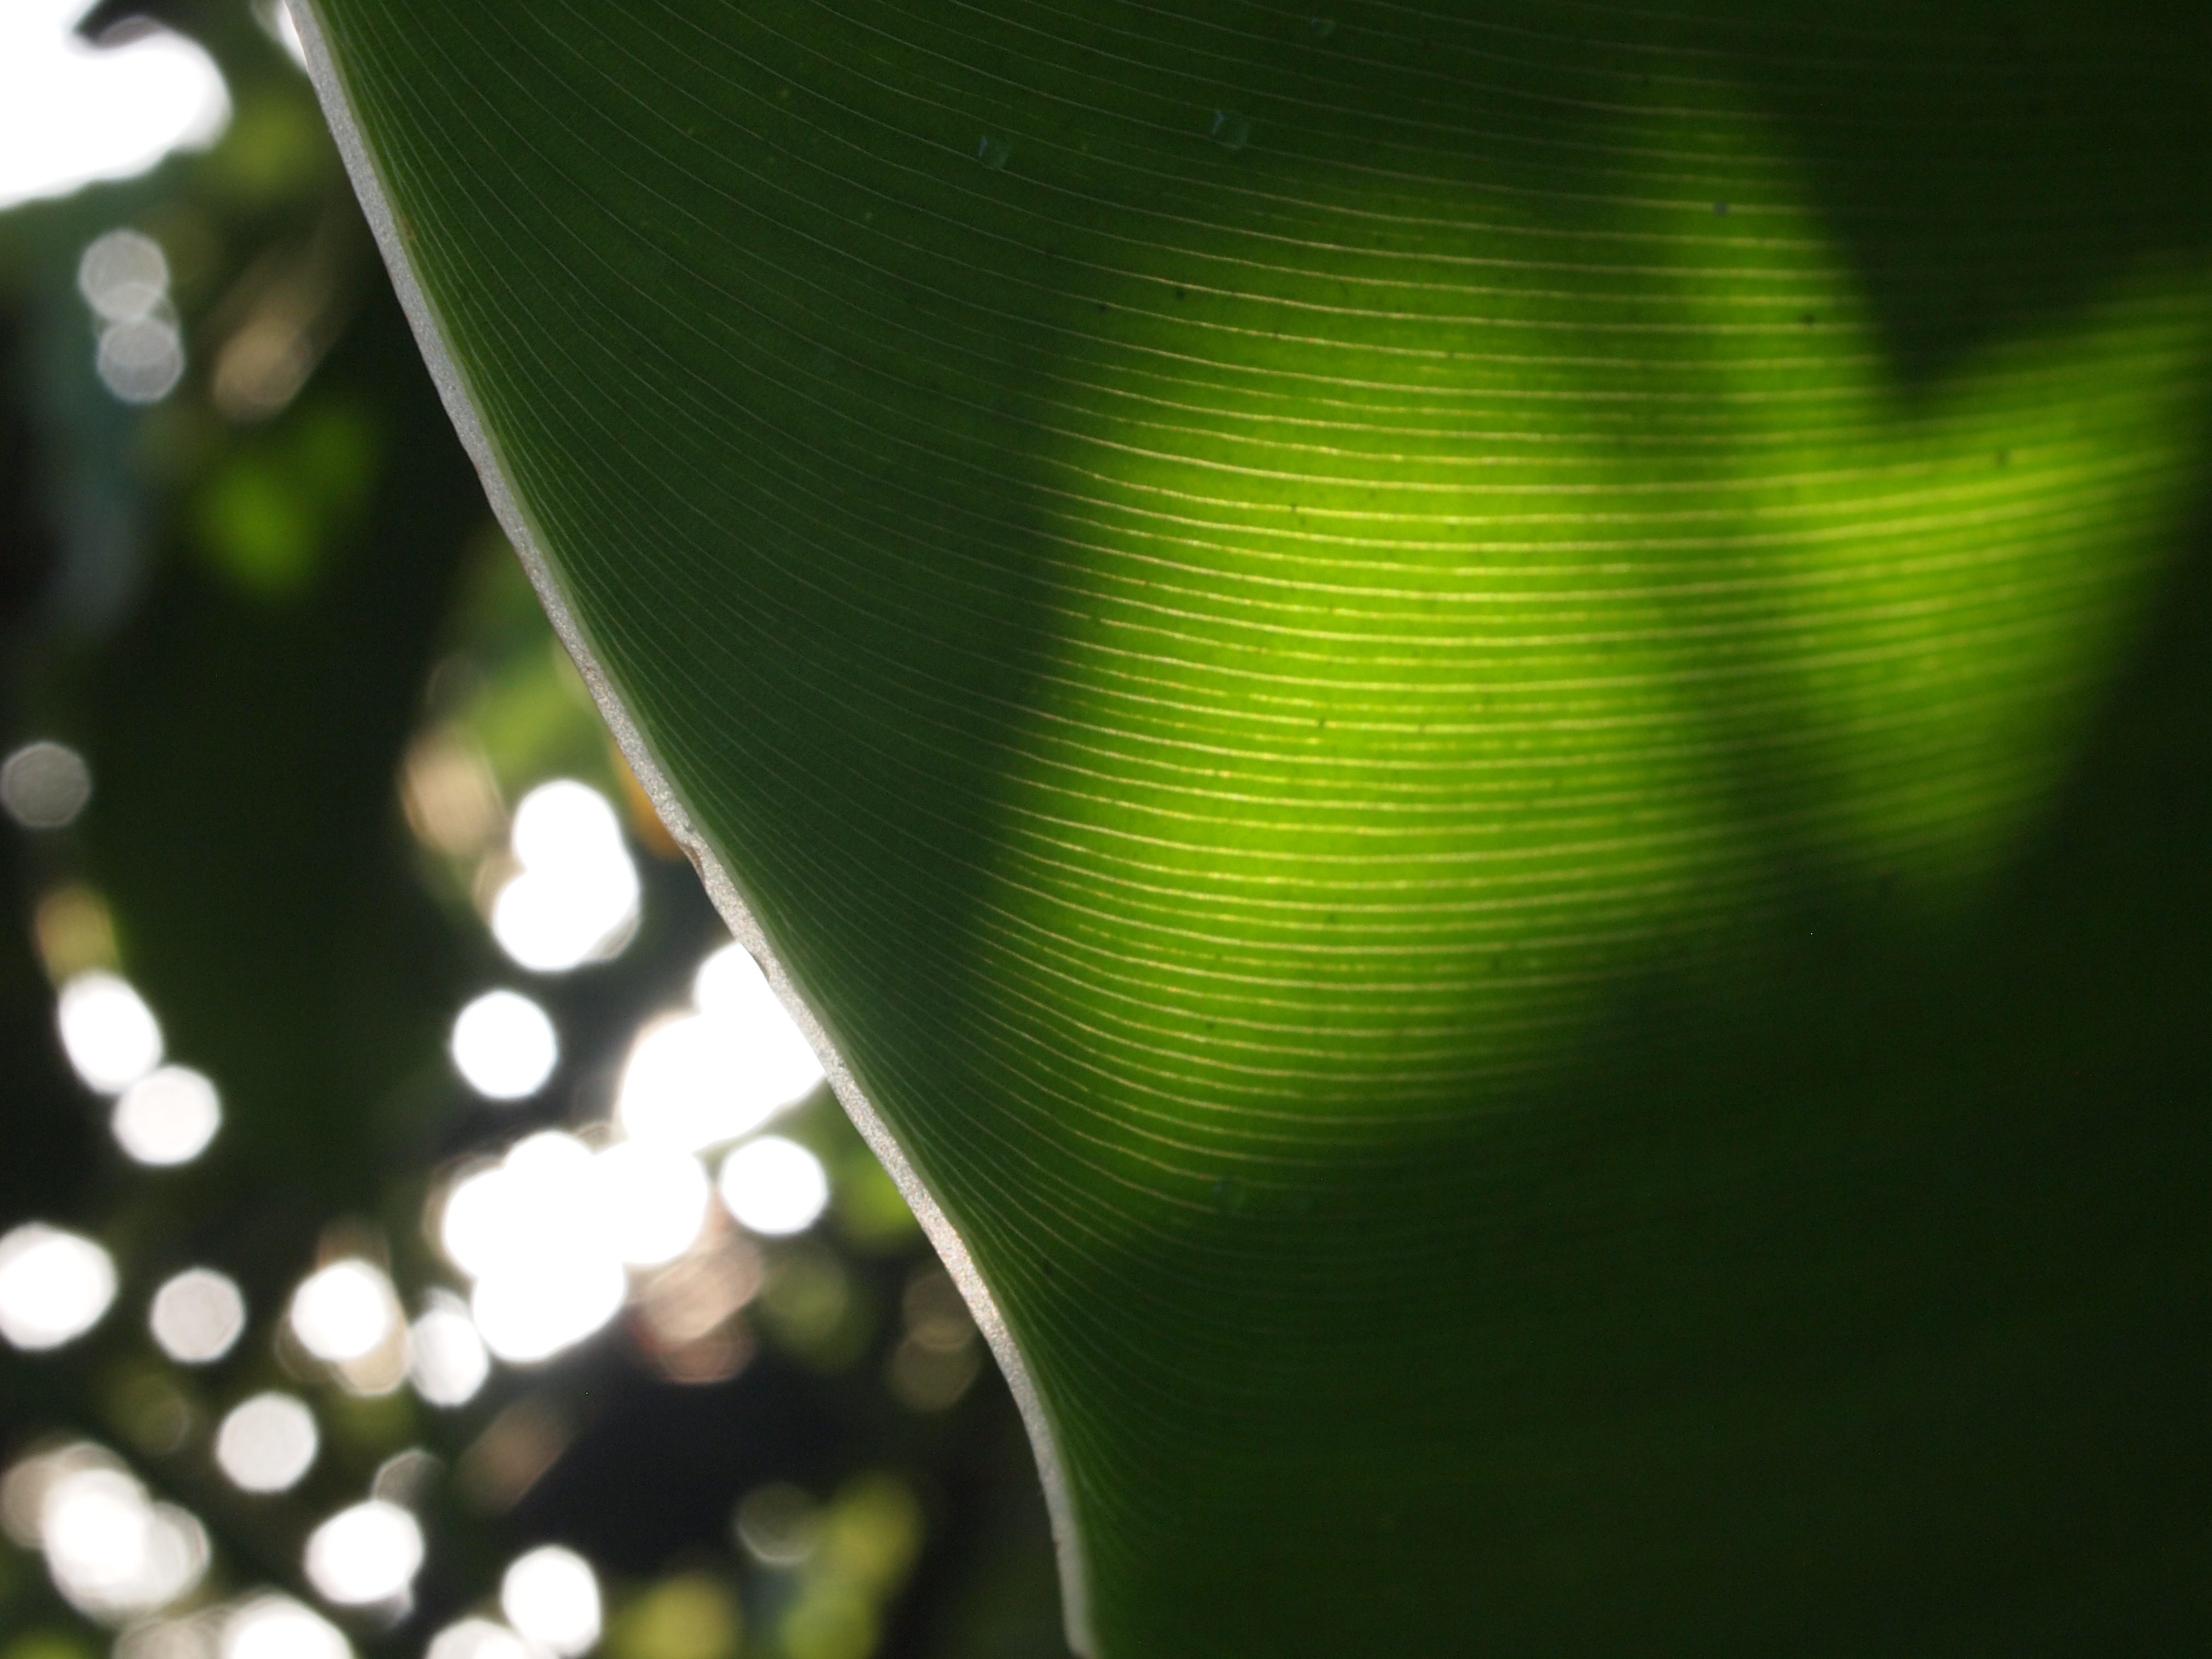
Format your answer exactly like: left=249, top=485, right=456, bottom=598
left=302, top=1, right=2212, bottom=1650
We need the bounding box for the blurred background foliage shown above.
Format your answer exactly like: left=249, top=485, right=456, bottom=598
left=0, top=5, right=1066, bottom=1659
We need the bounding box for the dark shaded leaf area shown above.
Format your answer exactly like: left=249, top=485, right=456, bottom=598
left=311, top=1, right=2212, bottom=1652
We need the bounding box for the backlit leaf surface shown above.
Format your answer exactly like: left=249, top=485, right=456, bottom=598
left=301, top=2, right=2212, bottom=1650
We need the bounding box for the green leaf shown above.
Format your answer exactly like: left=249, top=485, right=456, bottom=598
left=296, top=1, right=2212, bottom=1650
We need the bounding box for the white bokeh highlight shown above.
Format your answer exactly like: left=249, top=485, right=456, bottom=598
left=594, top=1139, right=710, bottom=1268
left=500, top=1546, right=600, bottom=1658
left=692, top=944, right=825, bottom=1101
left=616, top=945, right=823, bottom=1153
left=408, top=1292, right=490, bottom=1408
left=451, top=990, right=559, bottom=1101
left=443, top=1135, right=627, bottom=1365
left=78, top=230, right=186, bottom=404
left=0, top=1223, right=117, bottom=1350
left=0, top=0, right=229, bottom=212
left=57, top=971, right=162, bottom=1094
left=40, top=1463, right=207, bottom=1622
left=426, top=1619, right=540, bottom=1659
left=78, top=230, right=167, bottom=320
left=111, top=1066, right=222, bottom=1166
left=112, top=1616, right=215, bottom=1659
left=614, top=1017, right=748, bottom=1154
left=148, top=1268, right=244, bottom=1364
left=96, top=315, right=185, bottom=404
left=223, top=1596, right=351, bottom=1659
left=716, top=1137, right=830, bottom=1238
left=489, top=782, right=639, bottom=973
left=303, top=1500, right=424, bottom=1606
left=289, top=1260, right=396, bottom=1364
left=215, top=1392, right=317, bottom=1493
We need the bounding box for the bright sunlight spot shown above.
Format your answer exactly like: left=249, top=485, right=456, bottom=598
left=38, top=1464, right=207, bottom=1622
left=450, top=989, right=559, bottom=1100
left=500, top=1545, right=602, bottom=1658
left=441, top=1133, right=628, bottom=1364
left=469, top=1245, right=623, bottom=1369
left=0, top=0, right=229, bottom=213
left=303, top=1500, right=424, bottom=1606
left=617, top=945, right=823, bottom=1152
left=223, top=1595, right=352, bottom=1659
left=215, top=1392, right=318, bottom=1493
left=56, top=970, right=162, bottom=1094
left=594, top=1139, right=712, bottom=1267
left=288, top=1260, right=397, bottom=1363
left=0, top=1223, right=117, bottom=1351
left=407, top=1291, right=490, bottom=1407
left=616, top=1015, right=750, bottom=1153
left=427, top=1618, right=540, bottom=1659
left=692, top=943, right=825, bottom=1099
left=489, top=780, right=639, bottom=973
left=716, top=1137, right=830, bottom=1238
left=111, top=1065, right=222, bottom=1165
left=148, top=1267, right=245, bottom=1364
left=436, top=1130, right=723, bottom=1363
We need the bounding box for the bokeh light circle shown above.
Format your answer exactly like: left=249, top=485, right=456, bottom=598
left=111, top=1066, right=221, bottom=1166
left=303, top=1500, right=424, bottom=1606
left=0, top=1223, right=116, bottom=1351
left=222, top=1596, right=351, bottom=1659
left=288, top=1260, right=396, bottom=1363
left=55, top=972, right=162, bottom=1094
left=716, top=1138, right=830, bottom=1238
left=148, top=1268, right=245, bottom=1364
left=215, top=1392, right=318, bottom=1494
left=450, top=991, right=558, bottom=1101
left=500, top=1545, right=601, bottom=1657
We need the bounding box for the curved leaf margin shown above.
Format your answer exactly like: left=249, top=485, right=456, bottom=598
left=287, top=3, right=1097, bottom=1647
